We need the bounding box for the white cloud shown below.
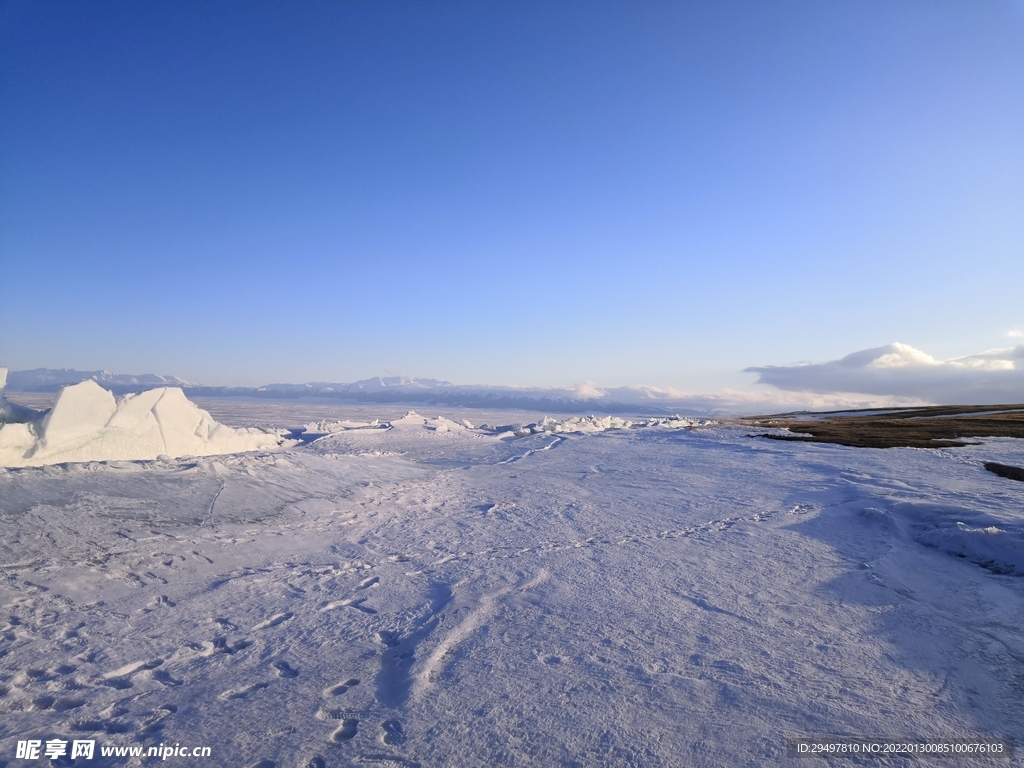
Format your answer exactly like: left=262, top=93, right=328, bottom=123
left=747, top=342, right=1024, bottom=404
left=1008, top=330, right=1024, bottom=339
left=573, top=381, right=605, bottom=399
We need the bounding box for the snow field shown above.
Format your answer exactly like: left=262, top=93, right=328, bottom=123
left=0, top=402, right=1022, bottom=766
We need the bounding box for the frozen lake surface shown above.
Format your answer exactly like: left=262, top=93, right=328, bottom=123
left=2, top=400, right=1023, bottom=767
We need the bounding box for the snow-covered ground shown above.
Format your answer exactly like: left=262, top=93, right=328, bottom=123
left=2, top=398, right=1023, bottom=767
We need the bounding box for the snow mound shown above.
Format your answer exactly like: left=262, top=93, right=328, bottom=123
left=297, top=411, right=714, bottom=440
left=303, top=418, right=383, bottom=434
left=891, top=502, right=1024, bottom=577
left=499, top=414, right=715, bottom=437
left=425, top=415, right=472, bottom=432
left=302, top=411, right=475, bottom=437
left=0, top=378, right=288, bottom=467
left=384, top=411, right=473, bottom=433
left=535, top=415, right=635, bottom=433
left=389, top=410, right=429, bottom=428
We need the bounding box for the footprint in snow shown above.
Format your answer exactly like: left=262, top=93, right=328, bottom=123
left=382, top=719, right=405, bottom=745
left=31, top=695, right=55, bottom=711
left=69, top=720, right=106, bottom=733
left=143, top=594, right=176, bottom=611
left=317, top=707, right=359, bottom=721
left=218, top=682, right=269, bottom=700
left=253, top=612, right=293, bottom=631
left=331, top=719, right=359, bottom=742
left=139, top=703, right=177, bottom=734
left=273, top=660, right=299, bottom=678
left=377, top=631, right=401, bottom=648
left=53, top=697, right=86, bottom=712
left=193, top=636, right=252, bottom=655
left=342, top=597, right=377, bottom=614
left=101, top=677, right=133, bottom=690
left=151, top=668, right=183, bottom=686
left=324, top=678, right=360, bottom=696
left=102, top=658, right=163, bottom=680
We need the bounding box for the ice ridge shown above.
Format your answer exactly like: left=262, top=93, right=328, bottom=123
left=0, top=370, right=287, bottom=467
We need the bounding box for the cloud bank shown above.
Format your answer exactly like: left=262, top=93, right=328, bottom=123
left=747, top=343, right=1024, bottom=404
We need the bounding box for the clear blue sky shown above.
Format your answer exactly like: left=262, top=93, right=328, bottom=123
left=2, top=1, right=1022, bottom=389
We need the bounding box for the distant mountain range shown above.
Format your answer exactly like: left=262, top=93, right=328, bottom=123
left=5, top=369, right=725, bottom=415
left=6, top=368, right=197, bottom=392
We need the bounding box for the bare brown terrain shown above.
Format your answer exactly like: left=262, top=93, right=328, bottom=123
left=985, top=462, right=1024, bottom=482
left=742, top=404, right=1024, bottom=449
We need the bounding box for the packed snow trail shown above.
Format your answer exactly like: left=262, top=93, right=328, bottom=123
left=1, top=401, right=1023, bottom=767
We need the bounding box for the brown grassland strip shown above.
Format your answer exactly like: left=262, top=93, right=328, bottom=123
left=985, top=462, right=1024, bottom=482
left=741, top=404, right=1024, bottom=450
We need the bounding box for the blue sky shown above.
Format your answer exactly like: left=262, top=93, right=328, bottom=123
left=2, top=1, right=1022, bottom=391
